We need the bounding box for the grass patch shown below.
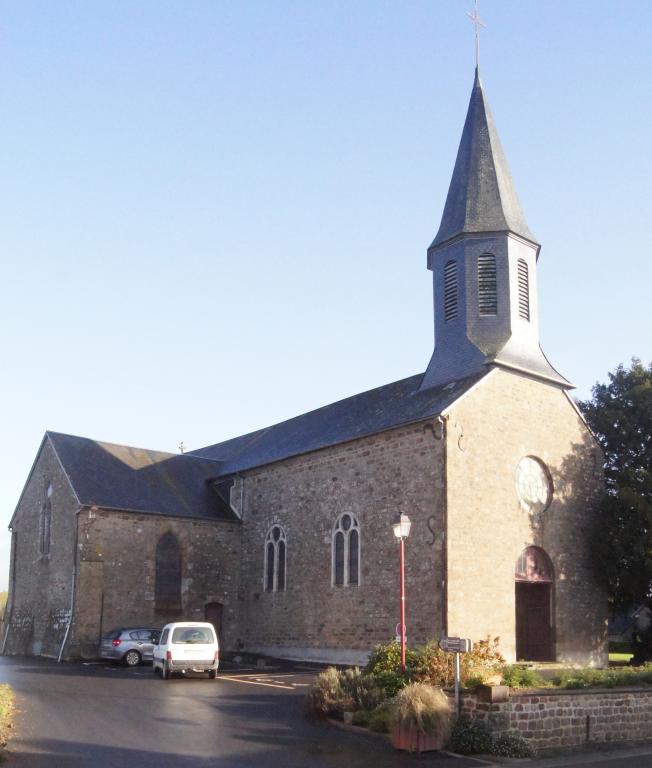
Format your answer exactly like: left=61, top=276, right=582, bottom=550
left=0, top=684, right=14, bottom=753
left=609, top=652, right=634, bottom=664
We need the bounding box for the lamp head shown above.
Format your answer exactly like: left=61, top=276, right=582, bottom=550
left=392, top=513, right=412, bottom=540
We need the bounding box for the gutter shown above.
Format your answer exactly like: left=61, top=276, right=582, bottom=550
left=57, top=506, right=82, bottom=662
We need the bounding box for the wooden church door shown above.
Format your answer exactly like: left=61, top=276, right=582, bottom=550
left=205, top=602, right=223, bottom=643
left=515, top=547, right=554, bottom=661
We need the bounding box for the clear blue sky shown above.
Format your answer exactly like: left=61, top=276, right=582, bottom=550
left=1, top=1, right=650, bottom=590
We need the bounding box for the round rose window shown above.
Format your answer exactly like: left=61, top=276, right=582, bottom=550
left=515, top=456, right=552, bottom=514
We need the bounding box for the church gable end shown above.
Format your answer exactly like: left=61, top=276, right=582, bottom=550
left=5, top=436, right=79, bottom=657
left=443, top=369, right=606, bottom=664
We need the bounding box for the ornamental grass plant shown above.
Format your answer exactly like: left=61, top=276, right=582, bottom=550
left=388, top=682, right=451, bottom=736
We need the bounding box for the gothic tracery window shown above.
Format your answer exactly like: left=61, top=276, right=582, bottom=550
left=332, top=513, right=360, bottom=587
left=264, top=524, right=286, bottom=592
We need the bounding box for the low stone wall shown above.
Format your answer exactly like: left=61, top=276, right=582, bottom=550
left=461, top=687, right=652, bottom=751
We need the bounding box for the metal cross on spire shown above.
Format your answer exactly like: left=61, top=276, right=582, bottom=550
left=466, top=0, right=486, bottom=69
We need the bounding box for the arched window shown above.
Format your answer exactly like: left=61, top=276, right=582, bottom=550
left=155, top=532, right=182, bottom=614
left=443, top=260, right=458, bottom=322
left=515, top=546, right=553, bottom=582
left=478, top=254, right=497, bottom=315
left=39, top=482, right=53, bottom=555
left=517, top=259, right=530, bottom=321
left=264, top=525, right=287, bottom=592
left=332, top=513, right=360, bottom=587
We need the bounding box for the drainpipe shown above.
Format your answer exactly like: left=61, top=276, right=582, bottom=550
left=437, top=415, right=448, bottom=638
left=1, top=528, right=18, bottom=655
left=58, top=507, right=82, bottom=662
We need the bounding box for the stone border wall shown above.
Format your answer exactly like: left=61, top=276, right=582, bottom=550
left=461, top=687, right=652, bottom=751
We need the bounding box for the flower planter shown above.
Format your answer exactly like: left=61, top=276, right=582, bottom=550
left=391, top=723, right=445, bottom=753
left=477, top=684, right=510, bottom=703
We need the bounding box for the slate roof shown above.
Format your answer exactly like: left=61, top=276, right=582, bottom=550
left=46, top=431, right=233, bottom=521
left=430, top=68, right=537, bottom=250
left=39, top=374, right=487, bottom=520
left=190, top=370, right=487, bottom=475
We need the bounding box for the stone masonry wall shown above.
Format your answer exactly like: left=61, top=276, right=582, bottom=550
left=4, top=437, right=78, bottom=657
left=462, top=688, right=652, bottom=751
left=445, top=368, right=607, bottom=665
left=237, top=421, right=446, bottom=664
left=70, top=509, right=241, bottom=658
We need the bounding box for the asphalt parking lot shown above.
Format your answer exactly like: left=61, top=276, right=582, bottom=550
left=0, top=656, right=487, bottom=767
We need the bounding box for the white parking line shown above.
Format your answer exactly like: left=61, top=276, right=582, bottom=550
left=220, top=676, right=294, bottom=690
left=221, top=672, right=302, bottom=679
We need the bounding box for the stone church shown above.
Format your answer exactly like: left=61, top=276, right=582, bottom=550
left=3, top=68, right=607, bottom=666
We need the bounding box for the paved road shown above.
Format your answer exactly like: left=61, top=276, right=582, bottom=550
left=0, top=657, right=484, bottom=767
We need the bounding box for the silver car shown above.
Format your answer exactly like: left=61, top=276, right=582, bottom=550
left=100, top=628, right=161, bottom=666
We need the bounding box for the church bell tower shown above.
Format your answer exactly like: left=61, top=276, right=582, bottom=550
left=420, top=69, right=570, bottom=391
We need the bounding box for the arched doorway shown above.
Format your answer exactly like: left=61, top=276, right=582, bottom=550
left=515, top=546, right=554, bottom=661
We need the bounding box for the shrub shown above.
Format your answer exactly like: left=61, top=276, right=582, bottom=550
left=412, top=642, right=453, bottom=687
left=463, top=636, right=505, bottom=683
left=388, top=682, right=451, bottom=735
left=501, top=664, right=547, bottom=689
left=491, top=732, right=535, bottom=758
left=340, top=668, right=385, bottom=711
left=447, top=717, right=492, bottom=755
left=308, top=666, right=385, bottom=718
left=351, top=709, right=371, bottom=727
left=308, top=667, right=353, bottom=717
left=367, top=703, right=392, bottom=733
left=365, top=641, right=417, bottom=696
left=413, top=636, right=505, bottom=688
left=553, top=666, right=652, bottom=689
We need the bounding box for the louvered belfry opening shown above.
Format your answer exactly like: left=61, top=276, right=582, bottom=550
left=477, top=254, right=497, bottom=315
left=443, top=260, right=458, bottom=322
left=517, top=258, right=530, bottom=321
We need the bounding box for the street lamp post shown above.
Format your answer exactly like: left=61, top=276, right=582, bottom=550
left=392, top=513, right=412, bottom=673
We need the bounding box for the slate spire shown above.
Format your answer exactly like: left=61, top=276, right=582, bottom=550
left=430, top=68, right=537, bottom=251
left=420, top=69, right=571, bottom=392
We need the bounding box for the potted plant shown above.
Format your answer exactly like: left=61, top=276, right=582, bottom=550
left=388, top=682, right=451, bottom=753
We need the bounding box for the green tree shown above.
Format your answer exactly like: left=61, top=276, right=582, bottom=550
left=579, top=359, right=652, bottom=621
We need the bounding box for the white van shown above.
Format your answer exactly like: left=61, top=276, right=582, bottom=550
left=152, top=622, right=219, bottom=679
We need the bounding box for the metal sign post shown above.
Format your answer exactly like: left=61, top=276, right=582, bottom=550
left=438, top=637, right=472, bottom=716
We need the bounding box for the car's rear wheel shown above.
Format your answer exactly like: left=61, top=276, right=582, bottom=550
left=124, top=650, right=141, bottom=667
left=208, top=670, right=217, bottom=679
left=162, top=664, right=170, bottom=680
